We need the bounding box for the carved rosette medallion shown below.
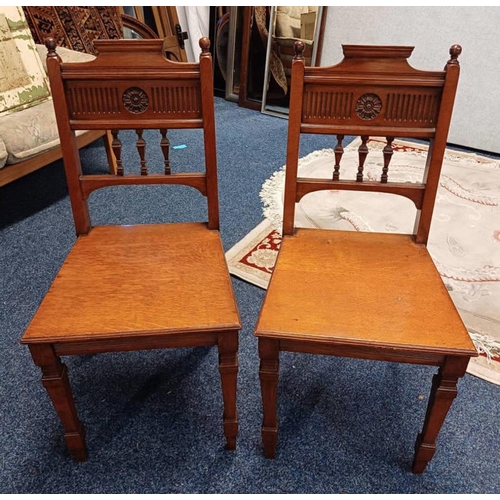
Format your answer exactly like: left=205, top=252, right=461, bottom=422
left=122, top=87, right=149, bottom=114
left=356, top=93, right=382, bottom=120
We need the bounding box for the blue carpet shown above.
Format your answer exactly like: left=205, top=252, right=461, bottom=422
left=1, top=98, right=499, bottom=493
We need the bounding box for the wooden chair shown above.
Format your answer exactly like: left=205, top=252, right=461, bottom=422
left=21, top=37, right=240, bottom=461
left=255, top=42, right=477, bottom=473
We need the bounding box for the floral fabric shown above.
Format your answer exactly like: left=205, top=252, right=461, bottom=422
left=0, top=45, right=94, bottom=168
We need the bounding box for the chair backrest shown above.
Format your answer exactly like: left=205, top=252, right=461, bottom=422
left=46, top=37, right=219, bottom=235
left=283, top=42, right=462, bottom=245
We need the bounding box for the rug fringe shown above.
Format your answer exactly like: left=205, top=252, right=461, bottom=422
left=469, top=332, right=500, bottom=363
left=260, top=168, right=285, bottom=229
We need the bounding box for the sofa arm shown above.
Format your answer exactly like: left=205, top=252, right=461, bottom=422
left=36, top=44, right=96, bottom=73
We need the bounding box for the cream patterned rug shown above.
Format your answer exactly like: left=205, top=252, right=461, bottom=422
left=226, top=138, right=500, bottom=385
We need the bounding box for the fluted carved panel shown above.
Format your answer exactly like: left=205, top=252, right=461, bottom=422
left=300, top=84, right=442, bottom=130
left=303, top=91, right=353, bottom=120
left=151, top=86, right=201, bottom=115
left=66, top=83, right=202, bottom=119
left=68, top=86, right=121, bottom=115
left=384, top=93, right=439, bottom=124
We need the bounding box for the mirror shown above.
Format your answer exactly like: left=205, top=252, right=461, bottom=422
left=261, top=6, right=324, bottom=118
left=237, top=7, right=270, bottom=110
left=225, top=6, right=244, bottom=102
left=209, top=7, right=230, bottom=98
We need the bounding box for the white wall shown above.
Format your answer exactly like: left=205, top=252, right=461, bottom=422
left=320, top=7, right=500, bottom=153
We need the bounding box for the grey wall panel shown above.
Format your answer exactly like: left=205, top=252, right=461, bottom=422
left=320, top=7, right=500, bottom=153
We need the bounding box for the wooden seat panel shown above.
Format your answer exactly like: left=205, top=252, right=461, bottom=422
left=256, top=228, right=475, bottom=356
left=23, top=223, right=240, bottom=343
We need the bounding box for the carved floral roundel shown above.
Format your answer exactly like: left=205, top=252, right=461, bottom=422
left=356, top=93, right=382, bottom=120
left=123, top=87, right=149, bottom=114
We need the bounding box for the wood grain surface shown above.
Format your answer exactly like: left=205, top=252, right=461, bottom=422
left=23, top=223, right=240, bottom=343
left=256, top=228, right=475, bottom=356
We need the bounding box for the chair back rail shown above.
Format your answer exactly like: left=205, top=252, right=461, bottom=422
left=46, top=37, right=219, bottom=235
left=283, top=42, right=461, bottom=245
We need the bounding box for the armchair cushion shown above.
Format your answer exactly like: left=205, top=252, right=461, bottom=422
left=0, top=138, right=7, bottom=169
left=0, top=101, right=57, bottom=164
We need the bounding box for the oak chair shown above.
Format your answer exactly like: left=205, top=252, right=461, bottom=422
left=255, top=42, right=477, bottom=473
left=21, top=37, right=240, bottom=461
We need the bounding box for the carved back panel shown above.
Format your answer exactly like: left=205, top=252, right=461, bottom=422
left=283, top=43, right=462, bottom=244
left=55, top=39, right=204, bottom=129
left=64, top=81, right=203, bottom=122
left=46, top=37, right=220, bottom=235
left=302, top=87, right=441, bottom=127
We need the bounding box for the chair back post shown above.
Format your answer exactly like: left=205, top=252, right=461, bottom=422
left=283, top=43, right=462, bottom=243
left=282, top=41, right=306, bottom=236
left=198, top=37, right=220, bottom=230
left=46, top=38, right=91, bottom=235
left=415, top=45, right=462, bottom=244
left=46, top=37, right=221, bottom=234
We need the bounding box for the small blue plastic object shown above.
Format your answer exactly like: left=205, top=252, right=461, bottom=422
left=172, top=144, right=187, bottom=150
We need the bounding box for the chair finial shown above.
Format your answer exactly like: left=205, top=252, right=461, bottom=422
left=294, top=40, right=305, bottom=60
left=199, top=37, right=210, bottom=54
left=448, top=44, right=462, bottom=65
left=45, top=37, right=58, bottom=58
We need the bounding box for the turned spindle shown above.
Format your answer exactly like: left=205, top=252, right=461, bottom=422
left=381, top=137, right=394, bottom=183
left=160, top=129, right=171, bottom=175
left=136, top=129, right=147, bottom=175
left=111, top=129, right=123, bottom=176
left=357, top=136, right=369, bottom=182
left=333, top=135, right=344, bottom=181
